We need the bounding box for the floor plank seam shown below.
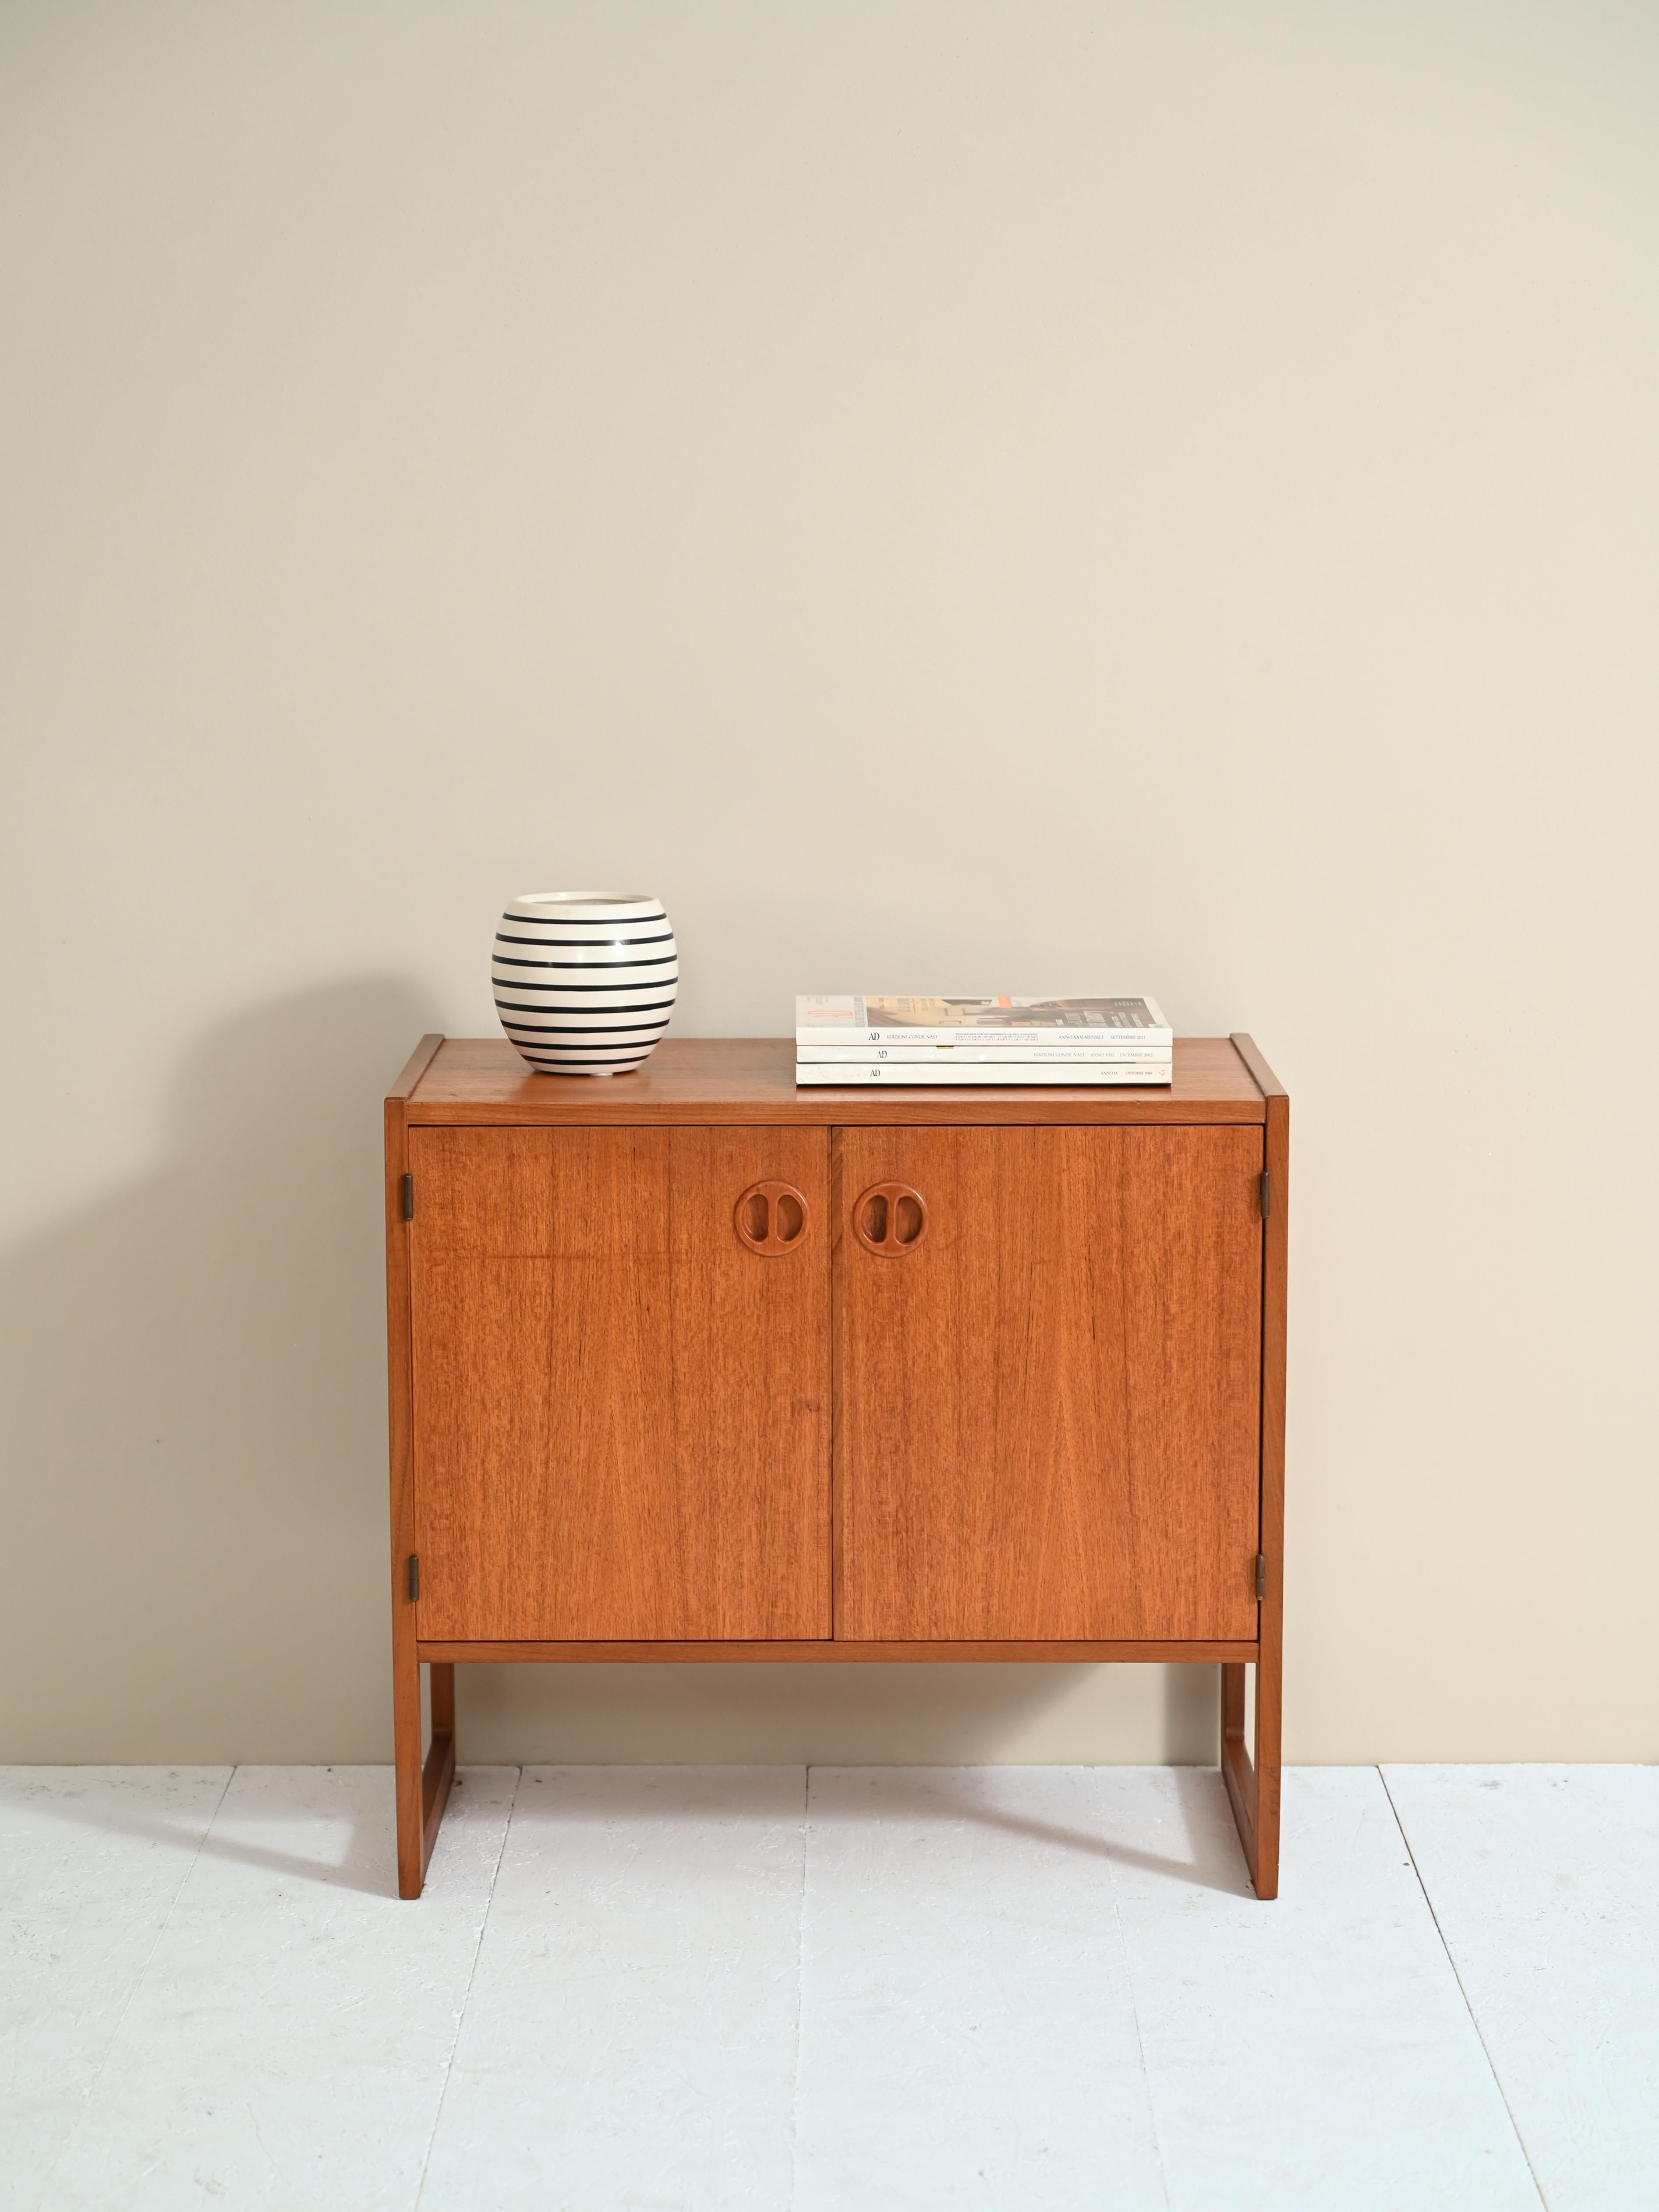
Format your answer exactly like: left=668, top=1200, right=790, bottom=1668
left=787, top=1764, right=811, bottom=2212
left=1377, top=1767, right=1550, bottom=2211
left=38, top=1761, right=237, bottom=2205
left=413, top=1764, right=522, bottom=2212
left=1101, top=1778, right=1172, bottom=2212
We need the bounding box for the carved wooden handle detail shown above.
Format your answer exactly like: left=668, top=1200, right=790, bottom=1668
left=852, top=1183, right=928, bottom=1256
left=734, top=1181, right=810, bottom=1255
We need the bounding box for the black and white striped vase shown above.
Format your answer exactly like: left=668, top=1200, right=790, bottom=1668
left=491, top=893, right=679, bottom=1075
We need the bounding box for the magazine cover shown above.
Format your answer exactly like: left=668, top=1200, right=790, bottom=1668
left=796, top=994, right=1170, bottom=1037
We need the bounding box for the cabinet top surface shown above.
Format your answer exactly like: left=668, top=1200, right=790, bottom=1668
left=396, top=1036, right=1275, bottom=1124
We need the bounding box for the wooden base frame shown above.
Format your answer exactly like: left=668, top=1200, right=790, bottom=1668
left=391, top=1648, right=1281, bottom=1900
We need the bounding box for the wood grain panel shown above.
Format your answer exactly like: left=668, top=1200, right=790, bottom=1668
left=404, top=1036, right=1267, bottom=1126
left=409, top=1127, right=829, bottom=1640
left=836, top=1125, right=1264, bottom=1641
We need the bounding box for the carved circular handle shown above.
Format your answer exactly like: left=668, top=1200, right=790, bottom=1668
left=852, top=1182, right=928, bottom=1256
left=735, top=1180, right=810, bottom=1255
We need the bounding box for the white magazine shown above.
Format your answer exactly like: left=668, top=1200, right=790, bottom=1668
left=794, top=1060, right=1174, bottom=1087
left=796, top=995, right=1171, bottom=1046
left=796, top=1042, right=1171, bottom=1064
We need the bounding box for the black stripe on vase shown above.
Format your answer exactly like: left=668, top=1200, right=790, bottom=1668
left=517, top=1037, right=654, bottom=1052
left=498, top=1012, right=673, bottom=1030
left=492, top=950, right=677, bottom=965
left=491, top=956, right=677, bottom=971
left=493, top=1017, right=673, bottom=1034
left=501, top=1009, right=666, bottom=1026
left=495, top=1016, right=672, bottom=1034
left=499, top=1027, right=671, bottom=1045
left=492, top=1006, right=677, bottom=1025
left=500, top=1039, right=668, bottom=1057
left=500, top=909, right=664, bottom=926
left=489, top=978, right=677, bottom=996
left=497, top=1009, right=674, bottom=1024
left=494, top=954, right=672, bottom=970
left=501, top=1033, right=668, bottom=1051
left=491, top=954, right=679, bottom=970
left=492, top=977, right=680, bottom=991
left=520, top=1044, right=654, bottom=1062
left=494, top=932, right=675, bottom=948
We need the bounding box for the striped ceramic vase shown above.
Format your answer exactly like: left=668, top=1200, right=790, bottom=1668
left=491, top=893, right=678, bottom=1075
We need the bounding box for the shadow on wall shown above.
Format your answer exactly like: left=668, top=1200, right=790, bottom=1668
left=0, top=979, right=1221, bottom=1767
left=0, top=979, right=441, bottom=1762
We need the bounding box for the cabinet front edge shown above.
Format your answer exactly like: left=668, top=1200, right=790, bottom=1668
left=415, top=1638, right=1262, bottom=1664
left=403, top=1104, right=1269, bottom=1127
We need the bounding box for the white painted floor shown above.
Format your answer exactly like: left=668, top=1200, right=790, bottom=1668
left=2, top=1767, right=1653, bottom=2210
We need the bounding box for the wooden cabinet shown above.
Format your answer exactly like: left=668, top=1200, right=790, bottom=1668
left=386, top=1036, right=1287, bottom=1900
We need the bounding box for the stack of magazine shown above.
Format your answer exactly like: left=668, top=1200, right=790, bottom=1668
left=795, top=996, right=1174, bottom=1085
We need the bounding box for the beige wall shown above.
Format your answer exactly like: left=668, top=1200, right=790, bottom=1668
left=4, top=1, right=1656, bottom=1767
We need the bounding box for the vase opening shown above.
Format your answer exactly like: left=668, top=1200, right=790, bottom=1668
left=513, top=891, right=656, bottom=907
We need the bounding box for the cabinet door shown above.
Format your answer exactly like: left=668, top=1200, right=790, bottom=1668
left=836, top=1126, right=1262, bottom=1641
left=410, top=1127, right=829, bottom=1640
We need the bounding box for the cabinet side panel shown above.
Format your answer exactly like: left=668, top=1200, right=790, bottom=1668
left=385, top=1095, right=423, bottom=1892
left=838, top=1125, right=1263, bottom=1640
left=385, top=1101, right=417, bottom=1622
left=1254, top=1089, right=1288, bottom=1890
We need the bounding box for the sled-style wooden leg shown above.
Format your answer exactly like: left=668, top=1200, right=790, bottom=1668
left=421, top=1661, right=457, bottom=1870
left=1221, top=1654, right=1281, bottom=1900
left=395, top=1653, right=456, bottom=1901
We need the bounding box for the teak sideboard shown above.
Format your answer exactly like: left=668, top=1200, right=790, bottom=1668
left=384, top=1035, right=1288, bottom=1899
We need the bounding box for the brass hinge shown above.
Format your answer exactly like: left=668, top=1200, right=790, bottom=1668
left=400, top=1172, right=414, bottom=1221
left=407, top=1553, right=420, bottom=1601
left=1255, top=1553, right=1267, bottom=1600
left=1258, top=1171, right=1271, bottom=1219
